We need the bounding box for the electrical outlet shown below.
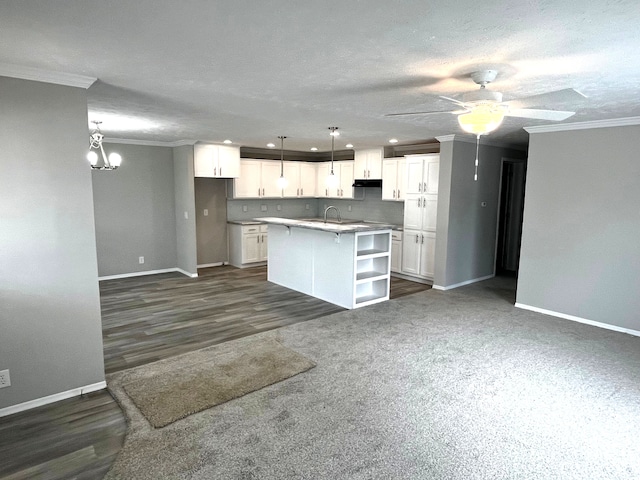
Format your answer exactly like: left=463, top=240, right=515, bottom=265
left=0, top=369, right=10, bottom=388
left=260, top=204, right=267, bottom=212
left=139, top=256, right=144, bottom=264
left=184, top=211, right=189, bottom=219
left=276, top=204, right=282, bottom=211
left=305, top=204, right=310, bottom=210
left=203, top=209, right=208, bottom=216
left=348, top=205, right=352, bottom=212
left=242, top=205, right=248, bottom=212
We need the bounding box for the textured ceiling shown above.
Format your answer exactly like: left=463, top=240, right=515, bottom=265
left=2, top=0, right=640, bottom=151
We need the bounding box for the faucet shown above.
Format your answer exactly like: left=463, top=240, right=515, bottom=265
left=323, top=205, right=342, bottom=223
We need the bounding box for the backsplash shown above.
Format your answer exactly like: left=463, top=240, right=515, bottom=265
left=227, top=188, right=404, bottom=226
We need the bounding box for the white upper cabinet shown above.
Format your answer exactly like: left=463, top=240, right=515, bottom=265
left=381, top=158, right=406, bottom=201
left=282, top=162, right=317, bottom=198
left=405, top=154, right=439, bottom=194
left=194, top=144, right=240, bottom=178
left=316, top=161, right=354, bottom=198
left=233, top=159, right=282, bottom=198
left=354, top=148, right=383, bottom=179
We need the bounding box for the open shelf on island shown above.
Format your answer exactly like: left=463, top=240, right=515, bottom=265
left=355, top=278, right=389, bottom=305
left=356, top=256, right=389, bottom=282
left=356, top=232, right=390, bottom=257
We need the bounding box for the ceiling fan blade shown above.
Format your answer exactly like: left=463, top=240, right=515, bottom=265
left=505, top=108, right=576, bottom=121
left=505, top=88, right=586, bottom=109
left=439, top=95, right=467, bottom=106
left=336, top=75, right=445, bottom=94
left=385, top=109, right=462, bottom=117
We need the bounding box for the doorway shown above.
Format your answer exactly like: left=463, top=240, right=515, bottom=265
left=496, top=158, right=527, bottom=276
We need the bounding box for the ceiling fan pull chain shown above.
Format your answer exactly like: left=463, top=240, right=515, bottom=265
left=474, top=134, right=480, bottom=181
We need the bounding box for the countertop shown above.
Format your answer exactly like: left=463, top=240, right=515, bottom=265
left=256, top=217, right=396, bottom=233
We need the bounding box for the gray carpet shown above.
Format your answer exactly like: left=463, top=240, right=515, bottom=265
left=121, top=337, right=316, bottom=428
left=105, top=278, right=640, bottom=479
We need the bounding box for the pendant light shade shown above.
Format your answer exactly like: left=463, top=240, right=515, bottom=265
left=277, top=135, right=288, bottom=189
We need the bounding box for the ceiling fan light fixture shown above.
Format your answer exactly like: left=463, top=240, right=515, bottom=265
left=457, top=106, right=505, bottom=136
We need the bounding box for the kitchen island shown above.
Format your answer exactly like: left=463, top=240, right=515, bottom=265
left=258, top=217, right=394, bottom=309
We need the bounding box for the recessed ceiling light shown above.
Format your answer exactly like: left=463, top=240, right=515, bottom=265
left=267, top=143, right=275, bottom=148
left=223, top=139, right=232, bottom=144
left=345, top=143, right=353, bottom=148
left=389, top=138, right=399, bottom=144
left=310, top=147, right=318, bottom=151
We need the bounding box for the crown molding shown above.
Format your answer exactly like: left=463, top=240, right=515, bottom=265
left=436, top=134, right=526, bottom=151
left=524, top=116, right=640, bottom=134
left=106, top=138, right=197, bottom=147
left=0, top=62, right=96, bottom=89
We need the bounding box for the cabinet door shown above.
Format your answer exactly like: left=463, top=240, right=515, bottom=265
left=339, top=162, right=354, bottom=198
left=424, top=156, right=440, bottom=194
left=316, top=163, right=331, bottom=198
left=354, top=150, right=369, bottom=179
left=259, top=233, right=268, bottom=261
left=382, top=159, right=398, bottom=200
left=401, top=230, right=421, bottom=275
left=282, top=162, right=300, bottom=197
left=419, top=232, right=436, bottom=278
left=242, top=233, right=261, bottom=263
left=403, top=194, right=423, bottom=230
left=404, top=157, right=424, bottom=194
left=391, top=238, right=402, bottom=273
left=396, top=159, right=406, bottom=200
left=217, top=145, right=240, bottom=178
left=422, top=194, right=438, bottom=232
left=261, top=161, right=282, bottom=197
left=299, top=162, right=316, bottom=197
left=194, top=144, right=217, bottom=177
left=366, top=149, right=383, bottom=179
left=234, top=160, right=262, bottom=198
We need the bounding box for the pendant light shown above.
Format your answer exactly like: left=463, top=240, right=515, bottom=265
left=277, top=135, right=288, bottom=189
left=326, top=127, right=340, bottom=188
left=87, top=121, right=122, bottom=170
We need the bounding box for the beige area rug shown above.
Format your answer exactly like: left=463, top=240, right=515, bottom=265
left=116, top=336, right=316, bottom=428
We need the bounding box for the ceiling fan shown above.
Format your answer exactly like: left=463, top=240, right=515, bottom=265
left=387, top=70, right=586, bottom=179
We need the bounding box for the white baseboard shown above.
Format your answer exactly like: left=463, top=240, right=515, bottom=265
left=197, top=262, right=227, bottom=268
left=175, top=268, right=198, bottom=278
left=390, top=272, right=433, bottom=285
left=0, top=381, right=107, bottom=418
left=515, top=303, right=640, bottom=337
left=99, top=268, right=197, bottom=281
left=432, top=274, right=495, bottom=291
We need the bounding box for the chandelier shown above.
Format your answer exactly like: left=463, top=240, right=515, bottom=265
left=87, top=121, right=122, bottom=170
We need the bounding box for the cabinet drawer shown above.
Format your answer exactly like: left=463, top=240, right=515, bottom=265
left=260, top=225, right=268, bottom=233
left=242, top=225, right=261, bottom=234
left=391, top=231, right=402, bottom=241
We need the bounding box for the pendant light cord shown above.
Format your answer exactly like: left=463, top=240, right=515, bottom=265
left=278, top=135, right=286, bottom=176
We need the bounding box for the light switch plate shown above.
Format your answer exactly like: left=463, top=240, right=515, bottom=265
left=204, top=209, right=208, bottom=216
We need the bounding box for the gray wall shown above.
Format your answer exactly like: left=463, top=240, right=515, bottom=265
left=435, top=137, right=525, bottom=288
left=173, top=146, right=198, bottom=275
left=0, top=77, right=105, bottom=409
left=93, top=143, right=177, bottom=277
left=195, top=178, right=229, bottom=265
left=517, top=125, right=640, bottom=331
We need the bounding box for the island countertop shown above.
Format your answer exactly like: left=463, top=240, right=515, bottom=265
left=256, top=217, right=395, bottom=233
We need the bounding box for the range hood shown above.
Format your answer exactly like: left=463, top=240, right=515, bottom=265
left=352, top=179, right=382, bottom=188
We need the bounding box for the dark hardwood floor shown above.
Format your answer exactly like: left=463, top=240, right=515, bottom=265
left=0, top=266, right=430, bottom=479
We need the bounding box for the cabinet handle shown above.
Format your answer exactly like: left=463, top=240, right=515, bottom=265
left=341, top=188, right=344, bottom=196
left=392, top=189, right=396, bottom=199
left=297, top=188, right=299, bottom=196
left=421, top=235, right=424, bottom=244
left=415, top=234, right=419, bottom=243
left=418, top=182, right=422, bottom=192
left=301, top=188, right=303, bottom=195
left=398, top=189, right=400, bottom=198
left=423, top=182, right=427, bottom=192
left=363, top=169, right=366, bottom=177
left=220, top=167, right=222, bottom=176
left=325, top=188, right=328, bottom=196
left=214, top=167, right=217, bottom=176
left=417, top=198, right=421, bottom=207
left=262, top=188, right=265, bottom=196
left=368, top=169, right=370, bottom=178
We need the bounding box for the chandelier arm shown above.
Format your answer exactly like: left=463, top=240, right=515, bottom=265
left=99, top=142, right=111, bottom=168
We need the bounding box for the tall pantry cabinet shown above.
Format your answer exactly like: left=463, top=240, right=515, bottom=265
left=402, top=154, right=439, bottom=280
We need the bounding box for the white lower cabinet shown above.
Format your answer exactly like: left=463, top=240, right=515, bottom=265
left=228, top=224, right=268, bottom=267
left=390, top=231, right=403, bottom=273
left=402, top=230, right=436, bottom=278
